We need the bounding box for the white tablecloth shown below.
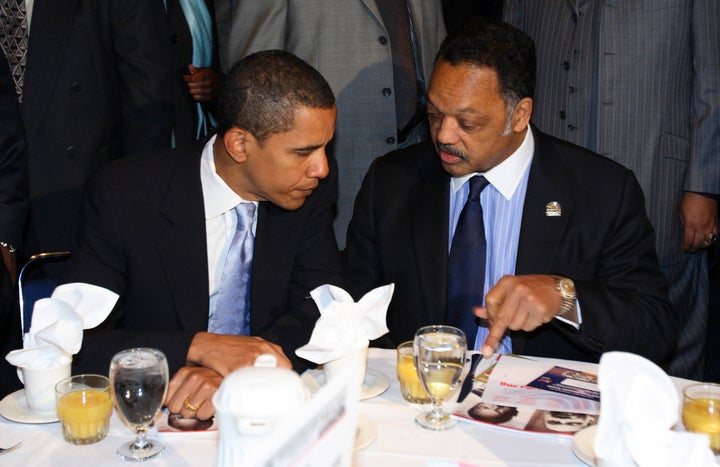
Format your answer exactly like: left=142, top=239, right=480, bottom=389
left=0, top=348, right=706, bottom=466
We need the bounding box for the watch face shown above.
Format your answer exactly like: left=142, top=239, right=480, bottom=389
left=560, top=279, right=576, bottom=297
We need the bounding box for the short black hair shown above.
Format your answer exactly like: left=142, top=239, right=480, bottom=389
left=216, top=50, right=335, bottom=143
left=436, top=17, right=536, bottom=105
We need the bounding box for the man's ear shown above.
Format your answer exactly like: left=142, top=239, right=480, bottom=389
left=223, top=128, right=249, bottom=163
left=511, top=97, right=533, bottom=132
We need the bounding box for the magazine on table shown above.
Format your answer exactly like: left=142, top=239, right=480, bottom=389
left=452, top=354, right=600, bottom=437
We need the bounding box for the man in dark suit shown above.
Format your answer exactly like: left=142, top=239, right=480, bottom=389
left=62, top=50, right=342, bottom=420
left=1, top=0, right=174, bottom=255
left=343, top=18, right=675, bottom=365
left=0, top=54, right=27, bottom=398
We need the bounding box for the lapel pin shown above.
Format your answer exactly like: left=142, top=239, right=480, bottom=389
left=545, top=201, right=561, bottom=217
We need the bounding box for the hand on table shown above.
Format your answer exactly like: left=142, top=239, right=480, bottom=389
left=473, top=274, right=574, bottom=357
left=169, top=333, right=291, bottom=420
left=165, top=366, right=222, bottom=420
left=187, top=332, right=292, bottom=377
left=183, top=65, right=223, bottom=102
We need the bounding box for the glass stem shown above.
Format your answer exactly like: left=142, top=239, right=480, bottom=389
left=430, top=400, right=445, bottom=421
left=133, top=427, right=150, bottom=450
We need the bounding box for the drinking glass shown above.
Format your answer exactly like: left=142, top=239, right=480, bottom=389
left=682, top=383, right=720, bottom=454
left=55, top=374, right=112, bottom=445
left=414, top=325, right=466, bottom=430
left=109, top=348, right=169, bottom=462
left=396, top=341, right=431, bottom=404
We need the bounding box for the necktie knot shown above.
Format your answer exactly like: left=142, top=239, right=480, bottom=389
left=234, top=203, right=255, bottom=234
left=468, top=176, right=490, bottom=202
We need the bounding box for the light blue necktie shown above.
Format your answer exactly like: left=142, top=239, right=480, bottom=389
left=210, top=203, right=255, bottom=335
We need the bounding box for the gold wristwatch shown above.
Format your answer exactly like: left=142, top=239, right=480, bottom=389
left=553, top=276, right=576, bottom=317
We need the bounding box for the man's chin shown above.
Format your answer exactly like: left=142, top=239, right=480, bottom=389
left=440, top=161, right=472, bottom=177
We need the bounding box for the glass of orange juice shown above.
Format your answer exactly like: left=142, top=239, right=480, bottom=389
left=682, top=383, right=720, bottom=454
left=55, top=374, right=113, bottom=445
left=397, top=341, right=431, bottom=404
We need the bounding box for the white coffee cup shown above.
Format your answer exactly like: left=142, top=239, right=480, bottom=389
left=323, top=346, right=369, bottom=390
left=18, top=361, right=72, bottom=416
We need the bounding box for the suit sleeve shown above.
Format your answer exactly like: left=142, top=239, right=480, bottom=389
left=0, top=55, right=27, bottom=248
left=342, top=157, right=384, bottom=302
left=559, top=170, right=677, bottom=364
left=683, top=0, right=720, bottom=194
left=63, top=168, right=195, bottom=376
left=110, top=0, right=174, bottom=155
left=225, top=0, right=288, bottom=72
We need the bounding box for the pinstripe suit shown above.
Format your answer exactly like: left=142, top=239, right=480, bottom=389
left=504, top=0, right=720, bottom=378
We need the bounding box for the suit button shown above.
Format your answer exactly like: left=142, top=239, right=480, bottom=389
left=559, top=111, right=566, bottom=120
left=563, top=61, right=570, bottom=70
left=568, top=86, right=575, bottom=94
left=567, top=124, right=576, bottom=131
left=386, top=136, right=396, bottom=145
left=66, top=146, right=77, bottom=157
left=170, top=34, right=179, bottom=44
left=378, top=36, right=387, bottom=45
left=71, top=81, right=82, bottom=92
left=382, top=87, right=392, bottom=97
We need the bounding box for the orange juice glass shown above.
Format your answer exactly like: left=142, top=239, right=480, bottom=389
left=682, top=383, right=720, bottom=454
left=397, top=341, right=431, bottom=404
left=55, top=375, right=112, bottom=445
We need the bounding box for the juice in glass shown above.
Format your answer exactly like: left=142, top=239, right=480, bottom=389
left=397, top=341, right=431, bottom=404
left=682, top=383, right=720, bottom=454
left=56, top=375, right=112, bottom=445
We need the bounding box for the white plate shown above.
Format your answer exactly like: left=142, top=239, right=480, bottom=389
left=354, top=414, right=377, bottom=451
left=0, top=389, right=59, bottom=424
left=572, top=425, right=597, bottom=466
left=305, top=369, right=390, bottom=401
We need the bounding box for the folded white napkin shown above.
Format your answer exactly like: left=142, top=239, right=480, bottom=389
left=594, top=351, right=716, bottom=467
left=6, top=283, right=118, bottom=370
left=295, top=284, right=393, bottom=364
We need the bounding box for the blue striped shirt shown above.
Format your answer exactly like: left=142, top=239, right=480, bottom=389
left=448, top=129, right=535, bottom=351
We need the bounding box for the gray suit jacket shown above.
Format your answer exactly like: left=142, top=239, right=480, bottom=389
left=504, top=0, right=720, bottom=266
left=226, top=0, right=446, bottom=247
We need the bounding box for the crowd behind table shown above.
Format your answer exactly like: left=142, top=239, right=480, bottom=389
left=0, top=1, right=718, bottom=462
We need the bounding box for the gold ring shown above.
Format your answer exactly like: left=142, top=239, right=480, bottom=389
left=183, top=397, right=199, bottom=412
left=704, top=233, right=718, bottom=246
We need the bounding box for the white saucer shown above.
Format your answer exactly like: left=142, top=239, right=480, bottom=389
left=354, top=414, right=377, bottom=451
left=572, top=425, right=597, bottom=466
left=360, top=371, right=390, bottom=400
left=304, top=369, right=390, bottom=401
left=0, top=389, right=59, bottom=424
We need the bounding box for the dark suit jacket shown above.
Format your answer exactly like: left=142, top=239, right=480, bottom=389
left=63, top=140, right=343, bottom=375
left=0, top=55, right=25, bottom=398
left=343, top=129, right=675, bottom=365
left=23, top=0, right=174, bottom=253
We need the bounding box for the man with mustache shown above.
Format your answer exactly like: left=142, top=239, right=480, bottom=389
left=60, top=50, right=342, bottom=420
left=342, top=18, right=675, bottom=365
